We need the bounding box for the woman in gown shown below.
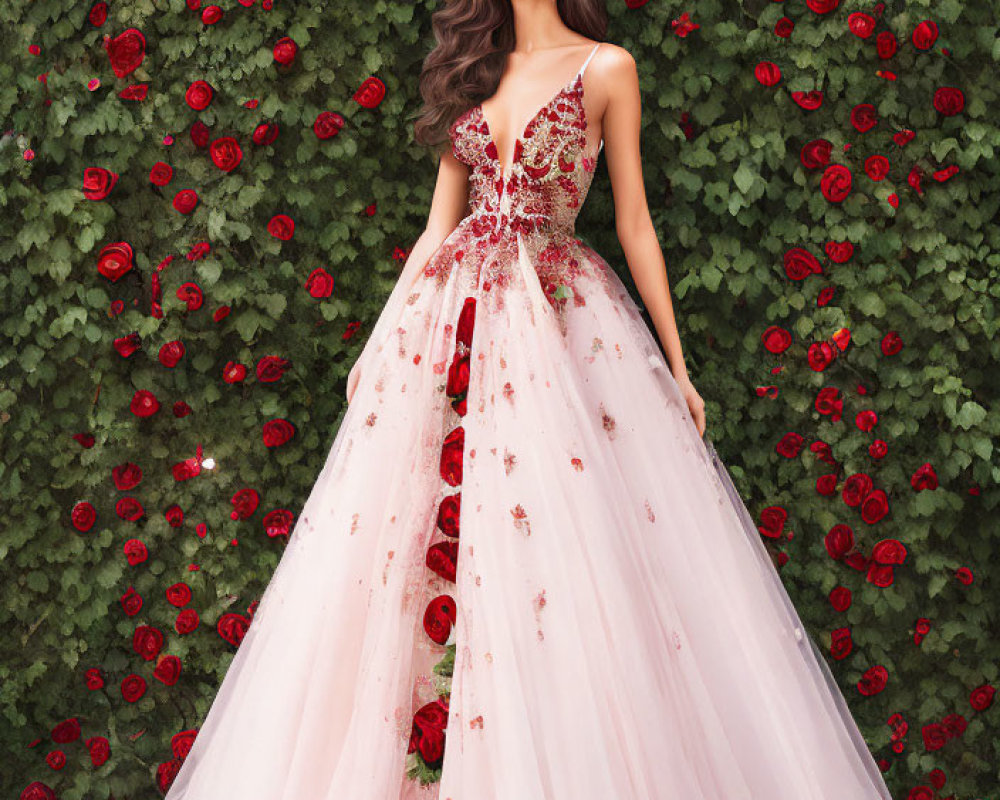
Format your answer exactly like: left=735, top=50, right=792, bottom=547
left=163, top=1, right=895, bottom=798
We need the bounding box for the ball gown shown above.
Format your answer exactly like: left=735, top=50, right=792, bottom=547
left=163, top=42, right=894, bottom=800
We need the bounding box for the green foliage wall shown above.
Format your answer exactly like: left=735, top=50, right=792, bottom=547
left=1, top=0, right=997, bottom=798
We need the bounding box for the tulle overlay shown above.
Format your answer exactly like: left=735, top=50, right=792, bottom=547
left=164, top=42, right=892, bottom=800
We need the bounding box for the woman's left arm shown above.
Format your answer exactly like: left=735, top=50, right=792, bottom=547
left=598, top=46, right=706, bottom=436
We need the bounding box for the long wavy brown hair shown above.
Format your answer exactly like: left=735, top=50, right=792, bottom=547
left=413, top=0, right=608, bottom=151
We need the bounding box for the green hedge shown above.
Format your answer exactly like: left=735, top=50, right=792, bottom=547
left=1, top=0, right=997, bottom=798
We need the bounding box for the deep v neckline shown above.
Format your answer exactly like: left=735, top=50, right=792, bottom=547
left=476, top=43, right=600, bottom=183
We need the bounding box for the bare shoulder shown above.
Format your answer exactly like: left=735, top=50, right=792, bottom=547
left=589, top=42, right=637, bottom=83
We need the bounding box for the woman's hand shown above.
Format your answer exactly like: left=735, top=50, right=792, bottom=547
left=674, top=374, right=706, bottom=437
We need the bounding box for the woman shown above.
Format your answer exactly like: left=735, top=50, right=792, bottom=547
left=165, top=1, right=895, bottom=798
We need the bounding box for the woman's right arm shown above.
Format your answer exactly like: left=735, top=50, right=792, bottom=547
left=347, top=146, right=470, bottom=404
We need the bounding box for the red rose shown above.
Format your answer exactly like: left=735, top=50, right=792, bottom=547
left=104, top=28, right=146, bottom=78
left=757, top=505, right=787, bottom=538
left=455, top=297, right=477, bottom=347
left=185, top=80, right=214, bottom=111
left=970, top=684, right=995, bottom=711
left=223, top=362, right=247, bottom=383
left=190, top=119, right=211, bottom=148
left=217, top=612, right=250, bottom=646
left=820, top=164, right=852, bottom=202
left=816, top=473, right=838, bottom=495
left=89, top=2, right=108, bottom=26
left=439, top=426, right=465, bottom=486
left=176, top=282, right=204, bottom=311
left=153, top=655, right=182, bottom=686
left=864, top=154, right=890, bottom=180
left=422, top=594, right=457, bottom=645
left=910, top=462, right=938, bottom=491
left=754, top=61, right=781, bottom=87
left=313, top=111, right=345, bottom=140
left=21, top=781, right=58, bottom=799
left=230, top=487, right=260, bottom=520
left=880, top=330, right=903, bottom=355
left=209, top=136, right=243, bottom=171
left=71, top=501, right=97, bottom=532
left=175, top=608, right=200, bottom=634
left=305, top=267, right=334, bottom=297
left=829, top=586, right=852, bottom=611
left=941, top=713, right=967, bottom=738
left=120, top=586, right=143, bottom=615
left=426, top=540, right=459, bottom=583
left=783, top=247, right=821, bottom=280
left=825, top=240, right=853, bottom=263
left=46, top=750, right=66, bottom=770
left=256, top=355, right=291, bottom=382
left=869, top=439, right=888, bottom=459
left=267, top=214, right=295, bottom=240
left=263, top=508, right=294, bottom=538
left=84, top=667, right=105, bottom=690
left=123, top=538, right=148, bottom=565
left=436, top=492, right=461, bottom=538
left=848, top=13, right=875, bottom=37
left=933, top=86, right=964, bottom=116
left=908, top=787, right=934, bottom=800
left=273, top=36, right=298, bottom=65
left=824, top=524, right=854, bottom=559
left=800, top=138, right=832, bottom=169
left=119, top=84, right=148, bottom=101
left=774, top=17, right=794, bottom=37
left=133, top=625, right=164, bottom=661
left=775, top=431, right=804, bottom=458
left=872, top=538, right=907, bottom=565
left=83, top=167, right=119, bottom=200
left=353, top=76, right=386, bottom=108
left=806, top=0, right=838, bottom=13
left=201, top=5, right=223, bottom=24
left=51, top=718, right=81, bottom=744
left=850, top=103, right=878, bottom=133
left=842, top=473, right=873, bottom=507
left=262, top=418, right=296, bottom=447
left=97, top=241, right=134, bottom=282
left=915, top=617, right=931, bottom=635
left=252, top=122, right=280, bottom=146
left=830, top=627, right=852, bottom=659
left=166, top=583, right=192, bottom=607
left=876, top=30, right=898, bottom=59
left=761, top=325, right=791, bottom=354
left=808, top=341, right=835, bottom=371
left=149, top=161, right=173, bottom=185
left=121, top=673, right=147, bottom=703
left=855, top=409, right=878, bottom=431
left=111, top=462, right=142, bottom=491
left=446, top=352, right=471, bottom=397
left=171, top=729, right=198, bottom=760
left=814, top=387, right=842, bottom=420
left=922, top=722, right=947, bottom=751
left=158, top=340, right=185, bottom=368
left=130, top=389, right=160, bottom=417
left=86, top=736, right=110, bottom=767
left=172, top=189, right=199, bottom=214
left=790, top=90, right=823, bottom=110
left=912, top=20, right=938, bottom=50
left=861, top=488, right=889, bottom=524
left=857, top=664, right=888, bottom=696
left=408, top=697, right=450, bottom=766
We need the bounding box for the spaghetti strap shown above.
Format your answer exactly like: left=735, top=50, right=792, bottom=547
left=578, top=42, right=601, bottom=79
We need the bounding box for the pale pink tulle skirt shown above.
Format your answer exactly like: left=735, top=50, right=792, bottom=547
left=164, top=222, right=892, bottom=799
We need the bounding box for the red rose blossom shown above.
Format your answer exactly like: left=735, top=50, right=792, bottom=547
left=820, top=164, right=852, bottom=202
left=97, top=241, right=134, bottom=282
left=172, top=189, right=199, bottom=214
left=267, top=214, right=295, bottom=240
left=273, top=36, right=298, bottom=65
left=185, top=80, right=214, bottom=111
left=104, top=28, right=146, bottom=78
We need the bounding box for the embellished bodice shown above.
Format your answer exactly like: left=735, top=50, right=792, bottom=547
left=448, top=52, right=603, bottom=246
